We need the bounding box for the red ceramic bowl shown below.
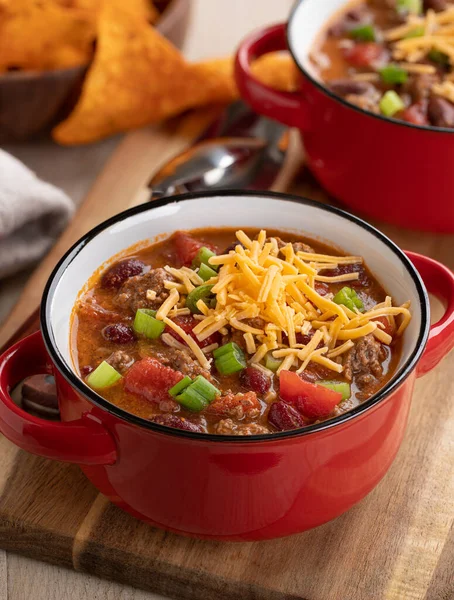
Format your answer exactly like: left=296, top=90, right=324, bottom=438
left=0, top=192, right=453, bottom=541
left=234, top=0, right=454, bottom=233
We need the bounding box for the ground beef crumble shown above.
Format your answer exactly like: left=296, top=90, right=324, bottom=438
left=343, top=334, right=387, bottom=391
left=207, top=391, right=261, bottom=420
left=214, top=419, right=270, bottom=435
left=114, top=268, right=175, bottom=313
left=107, top=350, right=135, bottom=373
left=267, top=237, right=315, bottom=254
left=148, top=346, right=212, bottom=380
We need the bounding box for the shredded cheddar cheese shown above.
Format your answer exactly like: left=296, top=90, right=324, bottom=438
left=433, top=80, right=454, bottom=102
left=155, top=288, right=179, bottom=321
left=384, top=5, right=454, bottom=79
left=163, top=317, right=211, bottom=370
left=244, top=332, right=256, bottom=354
left=340, top=6, right=454, bottom=101
left=373, top=328, right=393, bottom=345
left=150, top=230, right=411, bottom=373
left=327, top=339, right=355, bottom=358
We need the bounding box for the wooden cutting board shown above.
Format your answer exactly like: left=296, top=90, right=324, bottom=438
left=0, top=117, right=453, bottom=600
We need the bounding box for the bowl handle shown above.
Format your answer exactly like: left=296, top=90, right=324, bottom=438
left=0, top=331, right=117, bottom=465
left=234, top=23, right=310, bottom=130
left=405, top=251, right=454, bottom=377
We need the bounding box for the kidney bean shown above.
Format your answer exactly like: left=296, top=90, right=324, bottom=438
left=345, top=7, right=365, bottom=21
left=323, top=263, right=370, bottom=288
left=21, top=374, right=59, bottom=418
left=103, top=323, right=135, bottom=344
left=295, top=331, right=325, bottom=349
left=314, top=282, right=329, bottom=296
left=329, top=80, right=374, bottom=97
left=80, top=365, right=94, bottom=377
left=239, top=367, right=271, bottom=395
left=424, top=0, right=447, bottom=11
left=150, top=414, right=203, bottom=433
left=100, top=259, right=145, bottom=289
left=401, top=102, right=429, bottom=126
left=404, top=74, right=438, bottom=102
left=428, top=96, right=454, bottom=128
left=268, top=401, right=306, bottom=431
left=328, top=6, right=368, bottom=35
left=222, top=241, right=245, bottom=254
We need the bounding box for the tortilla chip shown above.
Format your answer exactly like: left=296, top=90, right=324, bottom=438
left=193, top=54, right=299, bottom=98
left=53, top=1, right=242, bottom=144
left=53, top=0, right=298, bottom=144
left=52, top=0, right=101, bottom=11
left=53, top=1, right=191, bottom=144
left=252, top=53, right=299, bottom=92
left=51, top=0, right=159, bottom=21
left=0, top=0, right=98, bottom=71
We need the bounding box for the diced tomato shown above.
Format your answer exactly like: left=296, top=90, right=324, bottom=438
left=279, top=370, right=342, bottom=420
left=207, top=391, right=260, bottom=418
left=124, top=357, right=183, bottom=403
left=165, top=315, right=220, bottom=349
left=173, top=232, right=217, bottom=267
left=343, top=42, right=385, bottom=68
left=401, top=103, right=429, bottom=126
left=373, top=316, right=395, bottom=337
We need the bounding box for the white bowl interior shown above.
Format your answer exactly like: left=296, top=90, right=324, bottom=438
left=288, top=0, right=350, bottom=77
left=47, top=195, right=424, bottom=383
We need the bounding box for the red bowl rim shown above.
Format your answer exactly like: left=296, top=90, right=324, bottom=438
left=287, top=0, right=454, bottom=135
left=40, top=190, right=430, bottom=443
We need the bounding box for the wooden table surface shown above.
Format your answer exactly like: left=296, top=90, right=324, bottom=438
left=0, top=1, right=295, bottom=598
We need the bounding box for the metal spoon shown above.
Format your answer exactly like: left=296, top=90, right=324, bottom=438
left=149, top=101, right=287, bottom=199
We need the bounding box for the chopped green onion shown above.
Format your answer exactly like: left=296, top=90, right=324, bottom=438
left=169, top=376, right=192, bottom=397
left=333, top=287, right=364, bottom=312
left=396, top=0, right=422, bottom=15
left=86, top=361, right=122, bottom=389
left=198, top=262, right=217, bottom=282
left=192, top=246, right=218, bottom=271
left=213, top=342, right=239, bottom=358
left=187, top=375, right=220, bottom=401
left=379, top=64, right=408, bottom=85
left=318, top=380, right=351, bottom=401
left=404, top=25, right=424, bottom=38
left=379, top=90, right=405, bottom=117
left=176, top=387, right=209, bottom=412
left=428, top=49, right=450, bottom=65
left=215, top=353, right=247, bottom=375
left=265, top=353, right=283, bottom=373
left=185, top=284, right=214, bottom=314
left=350, top=24, right=376, bottom=42
left=133, top=308, right=165, bottom=339
left=213, top=342, right=246, bottom=375
left=175, top=375, right=220, bottom=411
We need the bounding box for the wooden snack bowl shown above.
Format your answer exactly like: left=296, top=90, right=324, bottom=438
left=0, top=0, right=191, bottom=143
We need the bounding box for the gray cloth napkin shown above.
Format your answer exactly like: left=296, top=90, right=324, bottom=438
left=0, top=150, right=74, bottom=279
